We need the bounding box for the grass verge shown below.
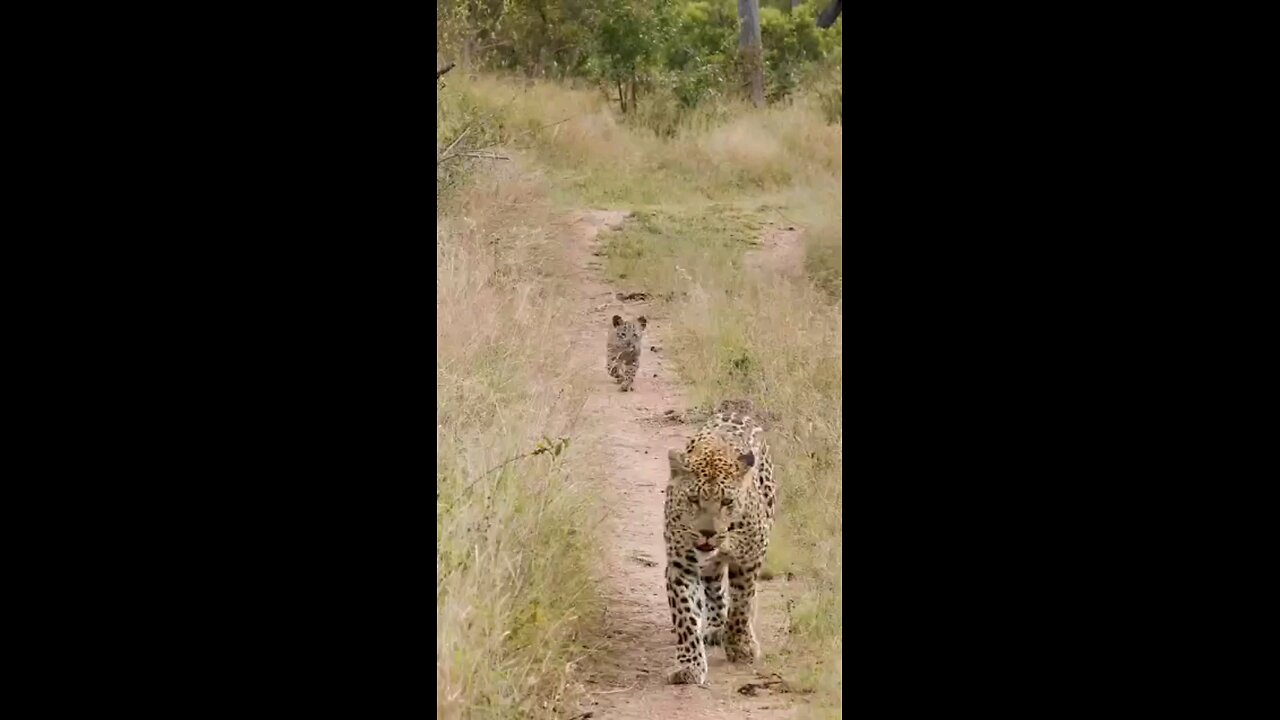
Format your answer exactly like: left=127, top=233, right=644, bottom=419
left=446, top=74, right=841, bottom=209
left=436, top=151, right=603, bottom=718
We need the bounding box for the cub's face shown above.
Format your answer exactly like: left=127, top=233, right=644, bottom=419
left=611, top=314, right=647, bottom=344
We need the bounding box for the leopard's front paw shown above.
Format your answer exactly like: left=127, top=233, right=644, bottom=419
left=667, top=665, right=707, bottom=685
left=724, top=635, right=760, bottom=663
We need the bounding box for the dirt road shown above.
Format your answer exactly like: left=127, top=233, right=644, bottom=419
left=563, top=210, right=804, bottom=720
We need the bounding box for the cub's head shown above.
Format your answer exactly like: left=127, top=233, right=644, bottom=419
left=611, top=314, right=647, bottom=344
left=668, top=438, right=755, bottom=553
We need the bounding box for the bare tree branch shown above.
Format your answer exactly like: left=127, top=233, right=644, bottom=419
left=437, top=125, right=472, bottom=164
left=436, top=62, right=456, bottom=80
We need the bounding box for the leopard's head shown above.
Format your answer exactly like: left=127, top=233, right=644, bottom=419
left=668, top=438, right=754, bottom=555
left=611, top=314, right=647, bottom=345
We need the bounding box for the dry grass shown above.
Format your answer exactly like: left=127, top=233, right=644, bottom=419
left=779, top=180, right=843, bottom=300
left=436, top=159, right=606, bottom=719
left=447, top=75, right=841, bottom=207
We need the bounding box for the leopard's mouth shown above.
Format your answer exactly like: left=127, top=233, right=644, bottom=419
left=695, top=542, right=716, bottom=552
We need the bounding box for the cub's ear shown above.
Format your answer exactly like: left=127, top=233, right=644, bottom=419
left=637, top=316, right=648, bottom=330
left=612, top=315, right=622, bottom=327
left=669, top=449, right=690, bottom=478
left=737, top=452, right=755, bottom=474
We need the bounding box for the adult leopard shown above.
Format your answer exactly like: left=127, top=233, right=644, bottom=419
left=663, top=411, right=776, bottom=684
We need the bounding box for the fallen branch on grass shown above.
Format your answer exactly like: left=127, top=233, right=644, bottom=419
left=437, top=149, right=510, bottom=164
left=436, top=62, right=455, bottom=80
left=438, top=124, right=471, bottom=161
left=455, top=151, right=509, bottom=160
left=736, top=672, right=811, bottom=696
left=588, top=683, right=636, bottom=695
left=437, top=125, right=511, bottom=164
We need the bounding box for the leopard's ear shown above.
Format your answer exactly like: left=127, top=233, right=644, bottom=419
left=737, top=452, right=755, bottom=475
left=637, top=316, right=647, bottom=330
left=668, top=449, right=690, bottom=479
left=612, top=315, right=622, bottom=327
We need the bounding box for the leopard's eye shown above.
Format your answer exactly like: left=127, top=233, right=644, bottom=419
left=721, top=498, right=734, bottom=508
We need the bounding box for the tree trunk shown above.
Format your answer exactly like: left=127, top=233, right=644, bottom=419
left=791, top=0, right=802, bottom=9
left=567, top=47, right=580, bottom=78
left=817, top=0, right=843, bottom=29
left=738, top=0, right=765, bottom=107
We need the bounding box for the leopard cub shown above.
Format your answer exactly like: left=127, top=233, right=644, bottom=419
left=606, top=314, right=646, bottom=391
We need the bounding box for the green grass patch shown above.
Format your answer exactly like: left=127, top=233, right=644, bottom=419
left=601, top=205, right=762, bottom=293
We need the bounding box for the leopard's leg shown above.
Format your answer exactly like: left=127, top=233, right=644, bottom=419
left=724, top=562, right=761, bottom=663
left=666, top=559, right=707, bottom=684
left=702, top=561, right=727, bottom=647
left=620, top=361, right=637, bottom=391
left=607, top=351, right=623, bottom=382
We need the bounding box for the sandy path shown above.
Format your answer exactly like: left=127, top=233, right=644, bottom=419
left=746, top=222, right=806, bottom=278
left=564, top=210, right=802, bottom=720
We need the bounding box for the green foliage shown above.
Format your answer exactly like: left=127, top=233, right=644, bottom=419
left=584, top=1, right=670, bottom=83
left=663, top=1, right=737, bottom=108
left=437, top=0, right=842, bottom=121
left=760, top=1, right=834, bottom=102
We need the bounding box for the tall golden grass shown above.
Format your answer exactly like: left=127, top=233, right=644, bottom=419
left=436, top=159, right=607, bottom=719
left=448, top=75, right=841, bottom=207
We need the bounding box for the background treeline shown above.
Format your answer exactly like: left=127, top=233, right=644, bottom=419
left=437, top=0, right=842, bottom=133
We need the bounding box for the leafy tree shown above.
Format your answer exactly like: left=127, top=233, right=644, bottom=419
left=436, top=0, right=842, bottom=115
left=584, top=0, right=673, bottom=113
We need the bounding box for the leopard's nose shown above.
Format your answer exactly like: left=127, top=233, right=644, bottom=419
left=699, top=529, right=716, bottom=539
